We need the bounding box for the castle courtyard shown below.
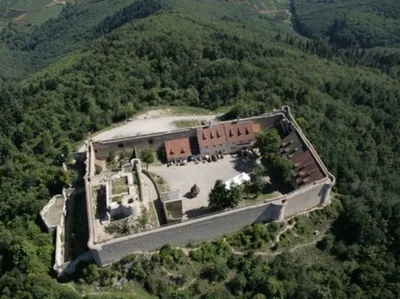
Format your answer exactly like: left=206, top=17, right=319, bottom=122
left=148, top=155, right=259, bottom=218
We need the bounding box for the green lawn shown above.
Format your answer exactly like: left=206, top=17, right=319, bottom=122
left=23, top=5, right=62, bottom=24
left=12, top=0, right=51, bottom=10
left=239, top=191, right=282, bottom=207
left=112, top=177, right=129, bottom=195
left=172, top=119, right=203, bottom=128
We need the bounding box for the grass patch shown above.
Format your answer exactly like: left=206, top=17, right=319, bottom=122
left=239, top=191, right=282, bottom=207
left=112, top=177, right=128, bottom=195
left=24, top=5, right=63, bottom=24
left=148, top=202, right=160, bottom=227
left=172, top=119, right=203, bottom=128
left=12, top=0, right=51, bottom=10
left=73, top=281, right=156, bottom=299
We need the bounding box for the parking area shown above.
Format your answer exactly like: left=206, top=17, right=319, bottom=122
left=149, top=155, right=258, bottom=218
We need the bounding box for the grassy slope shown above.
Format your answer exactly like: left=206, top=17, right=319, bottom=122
left=0, top=0, right=139, bottom=81
left=12, top=0, right=51, bottom=10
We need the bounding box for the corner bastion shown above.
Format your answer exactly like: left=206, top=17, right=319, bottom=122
left=84, top=106, right=335, bottom=267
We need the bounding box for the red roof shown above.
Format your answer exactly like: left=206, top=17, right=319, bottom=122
left=290, top=151, right=325, bottom=186
left=164, top=138, right=192, bottom=161
left=223, top=121, right=255, bottom=144
left=197, top=125, right=227, bottom=149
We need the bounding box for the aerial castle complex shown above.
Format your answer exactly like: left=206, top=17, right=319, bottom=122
left=83, top=106, right=335, bottom=267
left=46, top=106, right=335, bottom=273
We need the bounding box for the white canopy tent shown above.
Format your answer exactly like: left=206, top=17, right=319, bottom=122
left=224, top=172, right=251, bottom=190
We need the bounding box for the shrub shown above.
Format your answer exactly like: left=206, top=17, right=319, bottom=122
left=201, top=259, right=229, bottom=282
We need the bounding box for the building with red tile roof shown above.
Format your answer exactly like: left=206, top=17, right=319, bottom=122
left=223, top=121, right=255, bottom=145
left=196, top=121, right=258, bottom=155
left=196, top=125, right=228, bottom=155
left=280, top=134, right=325, bottom=187
left=164, top=138, right=192, bottom=162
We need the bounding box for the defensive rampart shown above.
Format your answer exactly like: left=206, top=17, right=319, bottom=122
left=85, top=107, right=335, bottom=266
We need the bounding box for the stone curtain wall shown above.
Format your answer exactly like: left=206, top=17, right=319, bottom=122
left=92, top=178, right=330, bottom=266
left=86, top=108, right=335, bottom=266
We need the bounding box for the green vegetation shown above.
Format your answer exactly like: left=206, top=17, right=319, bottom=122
left=0, top=0, right=400, bottom=297
left=172, top=119, right=202, bottom=128
left=208, top=180, right=242, bottom=210
left=140, top=148, right=156, bottom=169
left=12, top=0, right=51, bottom=11
left=255, top=129, right=281, bottom=157
left=23, top=5, right=63, bottom=24
left=291, top=0, right=400, bottom=48
left=112, top=177, right=128, bottom=195
left=256, top=129, right=295, bottom=190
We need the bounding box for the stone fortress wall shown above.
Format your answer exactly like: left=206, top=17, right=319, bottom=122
left=85, top=107, right=335, bottom=267
left=92, top=114, right=283, bottom=160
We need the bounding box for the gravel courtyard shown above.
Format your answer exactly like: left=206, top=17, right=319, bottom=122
left=149, top=155, right=258, bottom=218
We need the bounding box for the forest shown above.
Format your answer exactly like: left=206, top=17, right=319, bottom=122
left=291, top=0, right=400, bottom=48
left=1, top=0, right=400, bottom=298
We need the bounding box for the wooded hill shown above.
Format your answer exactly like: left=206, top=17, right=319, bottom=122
left=291, top=0, right=400, bottom=48
left=1, top=0, right=400, bottom=298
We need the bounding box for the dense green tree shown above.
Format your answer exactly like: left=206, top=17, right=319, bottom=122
left=140, top=148, right=155, bottom=169
left=262, top=154, right=295, bottom=190
left=255, top=129, right=281, bottom=157
left=201, top=258, right=229, bottom=282
left=83, top=264, right=101, bottom=284
left=208, top=180, right=242, bottom=210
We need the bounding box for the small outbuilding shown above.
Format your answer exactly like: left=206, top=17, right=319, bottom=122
left=160, top=190, right=183, bottom=223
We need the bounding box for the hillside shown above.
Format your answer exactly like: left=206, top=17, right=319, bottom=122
left=291, top=0, right=400, bottom=48
left=1, top=0, right=400, bottom=298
